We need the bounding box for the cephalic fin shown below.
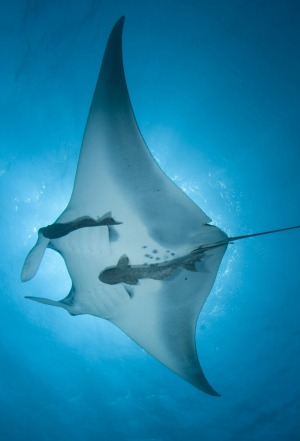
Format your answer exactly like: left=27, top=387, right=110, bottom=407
left=21, top=235, right=50, bottom=282
left=25, top=296, right=76, bottom=316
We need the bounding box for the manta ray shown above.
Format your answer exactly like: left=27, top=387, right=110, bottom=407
left=21, top=17, right=300, bottom=396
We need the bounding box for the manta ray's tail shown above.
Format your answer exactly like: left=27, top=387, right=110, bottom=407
left=228, top=225, right=300, bottom=242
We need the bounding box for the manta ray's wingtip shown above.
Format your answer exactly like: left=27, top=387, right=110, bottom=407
left=207, top=388, right=221, bottom=397
left=115, top=16, right=125, bottom=29
left=193, top=377, right=221, bottom=397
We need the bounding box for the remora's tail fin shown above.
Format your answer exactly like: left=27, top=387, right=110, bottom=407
left=21, top=235, right=50, bottom=282
left=229, top=225, right=300, bottom=242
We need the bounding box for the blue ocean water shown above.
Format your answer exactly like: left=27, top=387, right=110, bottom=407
left=1, top=0, right=300, bottom=440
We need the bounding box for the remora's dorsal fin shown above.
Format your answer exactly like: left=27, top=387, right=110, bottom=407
left=98, top=211, right=112, bottom=221
left=182, top=263, right=198, bottom=272
left=117, top=255, right=130, bottom=267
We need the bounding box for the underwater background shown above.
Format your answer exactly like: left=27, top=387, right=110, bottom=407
left=1, top=0, right=300, bottom=440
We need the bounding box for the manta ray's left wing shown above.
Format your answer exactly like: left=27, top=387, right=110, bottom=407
left=22, top=17, right=228, bottom=395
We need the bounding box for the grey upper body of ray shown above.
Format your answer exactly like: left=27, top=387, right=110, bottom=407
left=21, top=17, right=228, bottom=396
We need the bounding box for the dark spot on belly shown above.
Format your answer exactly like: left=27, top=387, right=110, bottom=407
left=155, top=257, right=160, bottom=261
left=152, top=249, right=158, bottom=254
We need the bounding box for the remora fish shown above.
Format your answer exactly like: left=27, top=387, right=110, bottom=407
left=39, top=212, right=122, bottom=239
left=99, top=243, right=226, bottom=286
